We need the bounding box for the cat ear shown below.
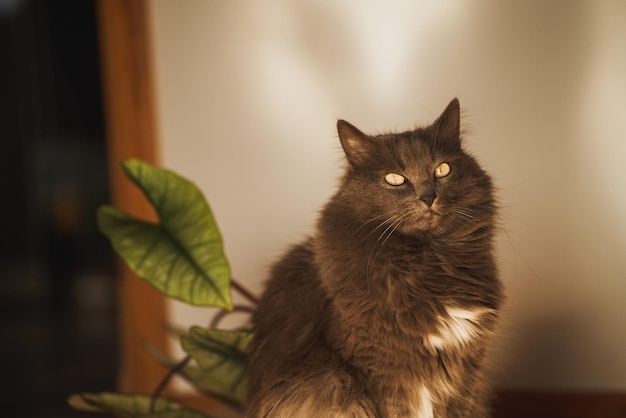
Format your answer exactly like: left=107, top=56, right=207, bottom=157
left=337, top=119, right=371, bottom=167
left=433, top=98, right=461, bottom=149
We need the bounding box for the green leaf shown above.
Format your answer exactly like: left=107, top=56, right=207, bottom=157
left=67, top=393, right=212, bottom=418
left=179, top=328, right=252, bottom=408
left=141, top=328, right=251, bottom=410
left=98, top=159, right=232, bottom=308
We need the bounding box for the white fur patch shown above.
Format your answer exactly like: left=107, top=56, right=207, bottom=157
left=425, top=306, right=492, bottom=351
left=416, top=385, right=434, bottom=418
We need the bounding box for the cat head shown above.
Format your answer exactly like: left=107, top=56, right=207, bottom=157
left=335, top=98, right=494, bottom=237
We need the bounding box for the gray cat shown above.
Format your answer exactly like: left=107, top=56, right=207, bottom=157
left=246, top=99, right=504, bottom=417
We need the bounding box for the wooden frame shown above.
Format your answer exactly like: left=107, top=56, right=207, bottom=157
left=96, top=3, right=220, bottom=408
left=96, top=0, right=168, bottom=394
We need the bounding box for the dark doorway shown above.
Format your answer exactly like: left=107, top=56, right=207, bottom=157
left=0, top=0, right=118, bottom=416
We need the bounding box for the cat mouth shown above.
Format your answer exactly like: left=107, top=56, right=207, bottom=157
left=421, top=211, right=438, bottom=225
left=404, top=209, right=440, bottom=232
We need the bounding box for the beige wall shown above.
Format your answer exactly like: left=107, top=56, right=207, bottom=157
left=150, top=0, right=626, bottom=391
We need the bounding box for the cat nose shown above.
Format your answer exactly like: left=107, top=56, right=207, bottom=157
left=419, top=193, right=436, bottom=207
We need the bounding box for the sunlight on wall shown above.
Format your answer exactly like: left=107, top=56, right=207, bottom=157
left=150, top=0, right=626, bottom=392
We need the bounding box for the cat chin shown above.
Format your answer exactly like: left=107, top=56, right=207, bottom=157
left=401, top=214, right=440, bottom=234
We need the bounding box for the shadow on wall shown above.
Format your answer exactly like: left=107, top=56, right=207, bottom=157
left=505, top=316, right=597, bottom=389
left=502, top=301, right=626, bottom=391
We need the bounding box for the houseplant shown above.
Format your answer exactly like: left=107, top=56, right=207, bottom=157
left=68, top=159, right=255, bottom=417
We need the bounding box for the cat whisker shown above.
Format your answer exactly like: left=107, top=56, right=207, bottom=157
left=375, top=216, right=402, bottom=244
left=351, top=210, right=401, bottom=240
left=365, top=215, right=401, bottom=283
left=451, top=208, right=482, bottom=226
left=366, top=213, right=409, bottom=282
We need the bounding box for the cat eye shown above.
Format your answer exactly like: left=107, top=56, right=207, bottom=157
left=384, top=173, right=405, bottom=186
left=434, top=163, right=451, bottom=178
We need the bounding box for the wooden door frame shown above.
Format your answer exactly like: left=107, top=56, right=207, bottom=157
left=96, top=0, right=168, bottom=394
left=96, top=3, right=221, bottom=409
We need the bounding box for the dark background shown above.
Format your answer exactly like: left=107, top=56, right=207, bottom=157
left=0, top=0, right=118, bottom=416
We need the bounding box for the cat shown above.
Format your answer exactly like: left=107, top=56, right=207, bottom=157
left=246, top=98, right=504, bottom=418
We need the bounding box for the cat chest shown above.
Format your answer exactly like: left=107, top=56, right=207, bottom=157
left=375, top=268, right=496, bottom=350
left=334, top=292, right=495, bottom=353
left=338, top=305, right=494, bottom=417
left=423, top=305, right=494, bottom=351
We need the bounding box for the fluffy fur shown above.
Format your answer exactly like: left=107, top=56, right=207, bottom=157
left=246, top=98, right=504, bottom=417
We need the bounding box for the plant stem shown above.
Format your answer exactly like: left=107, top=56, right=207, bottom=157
left=148, top=278, right=257, bottom=413
left=149, top=355, right=192, bottom=413
left=209, top=305, right=256, bottom=329
left=231, top=278, right=259, bottom=306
